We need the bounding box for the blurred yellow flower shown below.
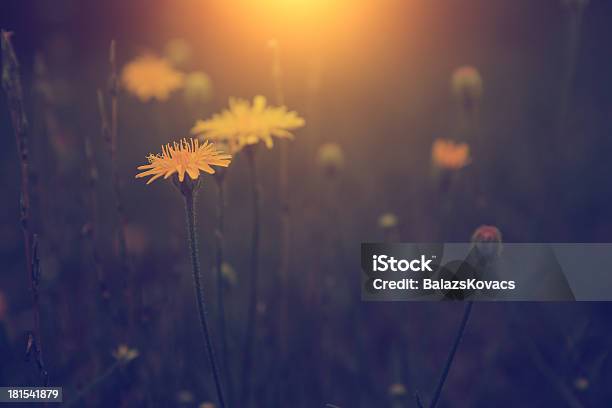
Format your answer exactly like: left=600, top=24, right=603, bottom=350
left=316, top=142, right=345, bottom=176
left=378, top=212, right=399, bottom=230
left=221, top=262, right=238, bottom=288
left=136, top=138, right=231, bottom=185
left=164, top=38, right=192, bottom=67
left=388, top=382, right=407, bottom=397
left=112, top=344, right=139, bottom=363
left=574, top=377, right=589, bottom=391
left=184, top=71, right=213, bottom=105
left=121, top=55, right=184, bottom=102
left=176, top=390, right=195, bottom=403
left=431, top=139, right=470, bottom=170
left=451, top=66, right=483, bottom=104
left=191, top=95, right=305, bottom=150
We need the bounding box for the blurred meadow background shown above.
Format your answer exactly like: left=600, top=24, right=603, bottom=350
left=2, top=0, right=612, bottom=406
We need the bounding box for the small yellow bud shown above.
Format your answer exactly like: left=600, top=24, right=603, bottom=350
left=451, top=66, right=483, bottom=111
left=316, top=143, right=345, bottom=177
left=378, top=213, right=399, bottom=230
left=164, top=38, right=192, bottom=68
left=388, top=383, right=407, bottom=397
left=112, top=344, right=139, bottom=364
left=183, top=71, right=213, bottom=105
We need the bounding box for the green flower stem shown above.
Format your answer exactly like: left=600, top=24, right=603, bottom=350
left=184, top=187, right=227, bottom=408
left=214, top=174, right=233, bottom=405
left=241, top=147, right=260, bottom=407
left=429, top=301, right=473, bottom=408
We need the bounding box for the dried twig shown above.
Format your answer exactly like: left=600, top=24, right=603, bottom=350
left=83, top=127, right=108, bottom=301
left=557, top=0, right=587, bottom=139
left=509, top=306, right=585, bottom=408
left=429, top=301, right=473, bottom=408
left=416, top=392, right=425, bottom=408
left=98, top=40, right=134, bottom=329
left=2, top=30, right=48, bottom=385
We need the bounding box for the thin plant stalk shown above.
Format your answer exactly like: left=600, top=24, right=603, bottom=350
left=557, top=2, right=586, bottom=140
left=240, top=146, right=261, bottom=407
left=109, top=41, right=134, bottom=320
left=271, top=40, right=290, bottom=348
left=1, top=30, right=48, bottom=385
left=429, top=301, right=473, bottom=408
left=83, top=133, right=108, bottom=300
left=270, top=40, right=290, bottom=406
left=183, top=184, right=227, bottom=408
left=65, top=361, right=121, bottom=407
left=508, top=305, right=584, bottom=408
left=214, top=173, right=233, bottom=405
left=98, top=41, right=134, bottom=330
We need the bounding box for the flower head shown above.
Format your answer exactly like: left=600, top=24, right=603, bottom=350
left=164, top=38, right=192, bottom=67
left=136, top=138, right=231, bottom=185
left=471, top=225, right=502, bottom=243
left=316, top=142, right=345, bottom=176
left=574, top=377, right=589, bottom=391
left=388, top=383, right=407, bottom=397
left=378, top=212, right=399, bottom=230
left=191, top=95, right=305, bottom=150
left=431, top=139, right=470, bottom=170
left=470, top=225, right=503, bottom=260
left=183, top=71, right=213, bottom=105
left=121, top=54, right=184, bottom=102
left=221, top=262, right=238, bottom=288
left=451, top=66, right=483, bottom=109
left=112, top=344, right=139, bottom=364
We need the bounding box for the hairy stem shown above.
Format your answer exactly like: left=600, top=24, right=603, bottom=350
left=429, top=301, right=473, bottom=408
left=241, top=148, right=260, bottom=407
left=184, top=188, right=227, bottom=408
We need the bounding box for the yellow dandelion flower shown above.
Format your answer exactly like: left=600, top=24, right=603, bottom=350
left=121, top=54, right=185, bottom=102
left=136, top=138, right=231, bottom=185
left=431, top=139, right=471, bottom=170
left=191, top=95, right=305, bottom=150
